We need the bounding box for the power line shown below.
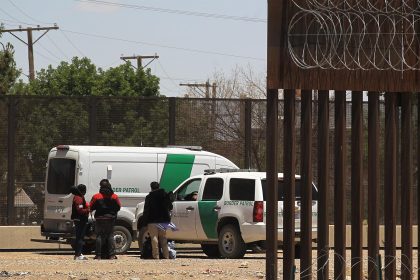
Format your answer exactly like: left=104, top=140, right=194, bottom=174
left=46, top=34, right=69, bottom=60
left=0, top=18, right=38, bottom=27
left=61, top=29, right=264, bottom=61
left=60, top=30, right=86, bottom=57
left=0, top=7, right=24, bottom=24
left=37, top=41, right=62, bottom=61
left=7, top=0, right=55, bottom=25
left=157, top=60, right=180, bottom=89
left=74, top=0, right=266, bottom=23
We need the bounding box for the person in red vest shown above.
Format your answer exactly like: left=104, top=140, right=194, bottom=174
left=90, top=179, right=121, bottom=260
left=71, top=184, right=89, bottom=260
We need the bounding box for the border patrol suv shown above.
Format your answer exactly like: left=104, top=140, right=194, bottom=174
left=133, top=169, right=318, bottom=258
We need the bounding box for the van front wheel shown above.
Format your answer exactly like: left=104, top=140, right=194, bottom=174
left=113, top=225, right=132, bottom=254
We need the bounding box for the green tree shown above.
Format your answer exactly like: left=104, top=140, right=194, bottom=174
left=13, top=57, right=162, bottom=177
left=0, top=30, right=20, bottom=95
left=28, top=57, right=98, bottom=96
left=95, top=63, right=159, bottom=97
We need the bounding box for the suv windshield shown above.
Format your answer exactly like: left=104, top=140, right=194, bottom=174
left=261, top=179, right=318, bottom=201
left=47, top=158, right=76, bottom=194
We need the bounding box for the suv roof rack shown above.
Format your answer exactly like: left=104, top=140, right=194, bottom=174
left=204, top=168, right=258, bottom=175
left=166, top=145, right=202, bottom=151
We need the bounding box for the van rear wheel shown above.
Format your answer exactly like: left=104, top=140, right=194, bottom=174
left=113, top=225, right=132, bottom=254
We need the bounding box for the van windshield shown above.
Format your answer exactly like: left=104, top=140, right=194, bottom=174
left=47, top=158, right=76, bottom=194
left=261, top=179, right=318, bottom=201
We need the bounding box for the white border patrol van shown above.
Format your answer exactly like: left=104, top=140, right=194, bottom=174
left=41, top=145, right=238, bottom=254
left=134, top=170, right=318, bottom=258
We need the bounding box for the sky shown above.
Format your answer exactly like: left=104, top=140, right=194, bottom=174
left=0, top=0, right=267, bottom=97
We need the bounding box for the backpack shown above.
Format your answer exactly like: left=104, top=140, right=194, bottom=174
left=141, top=236, right=164, bottom=259
left=140, top=237, right=153, bottom=259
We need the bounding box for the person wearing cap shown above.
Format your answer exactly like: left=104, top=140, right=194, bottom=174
left=90, top=179, right=121, bottom=260
left=70, top=184, right=89, bottom=260
left=141, top=181, right=172, bottom=259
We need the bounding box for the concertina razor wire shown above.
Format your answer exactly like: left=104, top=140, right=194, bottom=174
left=288, top=0, right=420, bottom=72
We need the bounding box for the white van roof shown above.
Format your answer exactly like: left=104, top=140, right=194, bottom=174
left=50, top=145, right=224, bottom=157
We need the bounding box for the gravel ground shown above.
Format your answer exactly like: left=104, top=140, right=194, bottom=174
left=0, top=246, right=418, bottom=279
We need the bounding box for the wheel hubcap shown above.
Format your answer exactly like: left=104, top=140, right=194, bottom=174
left=222, top=231, right=235, bottom=253
left=113, top=232, right=125, bottom=249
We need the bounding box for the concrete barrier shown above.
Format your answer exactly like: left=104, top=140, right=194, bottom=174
left=0, top=225, right=417, bottom=250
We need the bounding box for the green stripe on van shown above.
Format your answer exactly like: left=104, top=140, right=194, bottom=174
left=159, top=154, right=195, bottom=192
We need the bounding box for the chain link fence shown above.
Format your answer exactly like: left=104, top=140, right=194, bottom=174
left=0, top=95, right=418, bottom=226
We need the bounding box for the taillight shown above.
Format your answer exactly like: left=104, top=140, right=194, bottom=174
left=253, top=201, right=264, bottom=222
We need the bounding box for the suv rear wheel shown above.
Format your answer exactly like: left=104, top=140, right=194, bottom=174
left=218, top=224, right=246, bottom=258
left=201, top=244, right=221, bottom=258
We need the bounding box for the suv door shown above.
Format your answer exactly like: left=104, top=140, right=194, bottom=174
left=196, top=177, right=224, bottom=240
left=170, top=178, right=201, bottom=240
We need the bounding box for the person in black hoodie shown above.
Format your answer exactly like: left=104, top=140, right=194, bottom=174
left=70, top=184, right=89, bottom=260
left=90, top=179, right=121, bottom=260
left=142, top=181, right=172, bottom=259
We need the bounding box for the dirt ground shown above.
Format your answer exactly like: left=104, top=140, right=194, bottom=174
left=0, top=246, right=418, bottom=279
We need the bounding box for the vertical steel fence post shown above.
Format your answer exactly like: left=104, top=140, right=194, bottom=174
left=283, top=89, right=296, bottom=279
left=244, top=99, right=252, bottom=169
left=300, top=90, right=312, bottom=279
left=400, top=92, right=413, bottom=280
left=317, top=90, right=330, bottom=280
left=368, top=92, right=380, bottom=280
left=88, top=96, right=97, bottom=145
left=266, top=89, right=279, bottom=280
left=418, top=93, right=420, bottom=277
left=7, top=96, right=16, bottom=225
left=334, top=90, right=346, bottom=280
left=351, top=91, right=363, bottom=280
left=385, top=92, right=397, bottom=280
left=168, top=97, right=176, bottom=145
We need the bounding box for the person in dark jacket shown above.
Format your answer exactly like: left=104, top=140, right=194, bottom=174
left=71, top=184, right=89, bottom=260
left=142, top=181, right=172, bottom=259
left=90, top=179, right=121, bottom=260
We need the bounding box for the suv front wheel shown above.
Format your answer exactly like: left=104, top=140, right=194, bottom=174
left=218, top=224, right=246, bottom=258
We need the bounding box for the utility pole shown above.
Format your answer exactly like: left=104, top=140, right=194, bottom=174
left=180, top=80, right=217, bottom=98
left=0, top=25, right=59, bottom=81
left=120, top=54, right=159, bottom=69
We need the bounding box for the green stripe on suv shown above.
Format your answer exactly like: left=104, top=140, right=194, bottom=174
left=159, top=154, right=195, bottom=192
left=198, top=201, right=219, bottom=239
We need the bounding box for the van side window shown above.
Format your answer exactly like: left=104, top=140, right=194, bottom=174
left=202, top=178, right=224, bottom=201
left=229, top=178, right=255, bottom=201
left=175, top=179, right=201, bottom=201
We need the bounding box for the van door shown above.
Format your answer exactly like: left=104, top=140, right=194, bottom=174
left=44, top=150, right=78, bottom=232
left=158, top=154, right=196, bottom=192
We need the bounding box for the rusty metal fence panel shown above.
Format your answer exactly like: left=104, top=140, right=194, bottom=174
left=0, top=98, right=8, bottom=225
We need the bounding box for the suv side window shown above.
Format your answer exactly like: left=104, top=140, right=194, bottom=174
left=202, top=178, right=224, bottom=201
left=175, top=179, right=201, bottom=201
left=229, top=178, right=255, bottom=201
